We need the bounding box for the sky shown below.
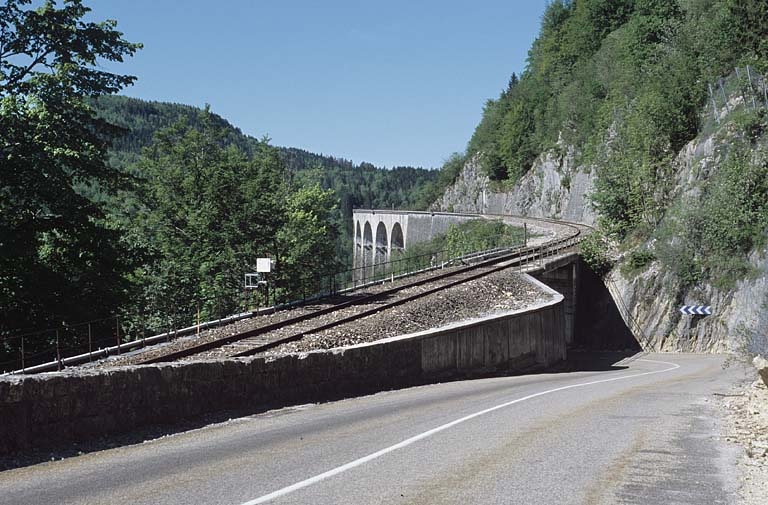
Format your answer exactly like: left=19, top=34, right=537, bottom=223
left=93, top=1, right=550, bottom=169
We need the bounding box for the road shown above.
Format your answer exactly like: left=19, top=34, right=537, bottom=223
left=0, top=354, right=748, bottom=505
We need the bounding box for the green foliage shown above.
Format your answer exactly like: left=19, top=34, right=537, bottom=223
left=654, top=131, right=768, bottom=289
left=275, top=184, right=339, bottom=300
left=620, top=248, right=656, bottom=276
left=383, top=219, right=524, bottom=280
left=467, top=97, right=514, bottom=180
left=444, top=220, right=524, bottom=258
left=698, top=148, right=768, bottom=288
left=450, top=0, right=768, bottom=249
left=91, top=94, right=439, bottom=269
left=132, top=109, right=307, bottom=319
left=579, top=232, right=613, bottom=277
left=92, top=95, right=438, bottom=213
left=464, top=0, right=636, bottom=183
left=0, top=0, right=140, bottom=343
left=720, top=0, right=768, bottom=64
left=394, top=237, right=448, bottom=268
left=628, top=249, right=656, bottom=270
left=91, top=95, right=225, bottom=171
left=700, top=154, right=768, bottom=255
left=653, top=204, right=703, bottom=287
left=438, top=152, right=467, bottom=189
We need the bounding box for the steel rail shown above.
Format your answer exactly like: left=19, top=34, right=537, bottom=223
left=137, top=217, right=586, bottom=363
left=137, top=246, right=534, bottom=364
left=10, top=215, right=589, bottom=373
left=229, top=243, right=578, bottom=358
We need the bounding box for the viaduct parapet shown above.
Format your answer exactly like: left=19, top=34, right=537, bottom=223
left=352, top=210, right=482, bottom=275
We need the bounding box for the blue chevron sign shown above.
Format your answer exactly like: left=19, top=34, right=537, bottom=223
left=679, top=305, right=712, bottom=315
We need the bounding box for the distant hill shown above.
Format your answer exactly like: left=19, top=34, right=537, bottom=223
left=93, top=95, right=441, bottom=219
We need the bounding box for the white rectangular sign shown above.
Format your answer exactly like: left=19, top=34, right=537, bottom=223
left=256, top=258, right=272, bottom=273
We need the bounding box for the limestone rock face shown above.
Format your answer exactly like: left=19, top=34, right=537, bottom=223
left=606, top=124, right=768, bottom=354
left=434, top=111, right=767, bottom=354
left=434, top=150, right=597, bottom=226
left=607, top=247, right=768, bottom=353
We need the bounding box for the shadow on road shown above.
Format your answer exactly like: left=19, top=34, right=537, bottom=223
left=555, top=349, right=641, bottom=372
left=0, top=349, right=642, bottom=472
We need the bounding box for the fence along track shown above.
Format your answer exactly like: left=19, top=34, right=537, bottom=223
left=184, top=263, right=523, bottom=360
left=133, top=217, right=585, bottom=364
left=13, top=216, right=587, bottom=373
left=134, top=251, right=533, bottom=364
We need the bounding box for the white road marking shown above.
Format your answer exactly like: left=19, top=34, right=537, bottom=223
left=241, top=359, right=680, bottom=504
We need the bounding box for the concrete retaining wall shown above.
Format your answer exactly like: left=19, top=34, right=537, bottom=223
left=533, top=257, right=579, bottom=346
left=0, top=279, right=565, bottom=456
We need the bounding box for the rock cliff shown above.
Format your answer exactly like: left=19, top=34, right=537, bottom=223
left=435, top=104, right=767, bottom=354
left=435, top=149, right=597, bottom=226
left=606, top=118, right=768, bottom=354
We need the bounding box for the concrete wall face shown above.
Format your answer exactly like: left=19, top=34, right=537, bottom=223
left=354, top=212, right=402, bottom=279
left=0, top=293, right=565, bottom=456
left=535, top=263, right=577, bottom=346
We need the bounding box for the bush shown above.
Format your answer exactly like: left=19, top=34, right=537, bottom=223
left=653, top=138, right=768, bottom=289
left=444, top=220, right=525, bottom=258
left=621, top=248, right=656, bottom=276
left=579, top=232, right=613, bottom=276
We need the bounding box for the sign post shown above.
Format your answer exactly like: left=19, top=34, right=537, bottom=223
left=245, top=257, right=274, bottom=310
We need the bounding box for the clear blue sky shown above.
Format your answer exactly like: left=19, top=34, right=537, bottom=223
left=94, top=1, right=549, bottom=169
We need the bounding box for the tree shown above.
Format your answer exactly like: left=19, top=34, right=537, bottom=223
left=135, top=110, right=287, bottom=320
left=135, top=110, right=343, bottom=315
left=276, top=184, right=339, bottom=300
left=723, top=0, right=768, bottom=62
left=0, top=1, right=141, bottom=338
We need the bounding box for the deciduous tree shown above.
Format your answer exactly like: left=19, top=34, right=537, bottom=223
left=0, top=0, right=140, bottom=338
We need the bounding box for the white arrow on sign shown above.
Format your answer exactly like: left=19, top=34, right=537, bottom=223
left=679, top=305, right=712, bottom=315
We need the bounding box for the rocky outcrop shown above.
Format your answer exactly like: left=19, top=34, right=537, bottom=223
left=606, top=248, right=768, bottom=353
left=435, top=149, right=597, bottom=226
left=435, top=97, right=767, bottom=354
left=754, top=355, right=768, bottom=387
left=606, top=115, right=768, bottom=353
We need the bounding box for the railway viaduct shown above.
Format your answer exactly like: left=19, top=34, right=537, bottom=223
left=352, top=210, right=482, bottom=275
left=352, top=209, right=633, bottom=350
left=353, top=210, right=583, bottom=335
left=0, top=211, right=636, bottom=456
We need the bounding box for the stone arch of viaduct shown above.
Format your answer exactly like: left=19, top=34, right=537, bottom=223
left=352, top=210, right=481, bottom=275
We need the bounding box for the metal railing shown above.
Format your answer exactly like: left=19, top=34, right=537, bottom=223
left=1, top=223, right=587, bottom=375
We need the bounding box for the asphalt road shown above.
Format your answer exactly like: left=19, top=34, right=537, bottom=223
left=0, top=353, right=749, bottom=505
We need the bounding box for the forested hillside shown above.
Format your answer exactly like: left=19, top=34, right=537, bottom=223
left=447, top=0, right=768, bottom=284
left=0, top=0, right=440, bottom=370
left=94, top=95, right=440, bottom=215
left=437, top=0, right=768, bottom=355
left=92, top=95, right=441, bottom=262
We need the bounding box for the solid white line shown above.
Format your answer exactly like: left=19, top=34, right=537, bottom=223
left=241, top=358, right=680, bottom=505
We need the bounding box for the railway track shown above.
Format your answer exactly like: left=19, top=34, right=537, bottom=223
left=13, top=215, right=589, bottom=373
left=183, top=262, right=521, bottom=361
left=121, top=216, right=587, bottom=365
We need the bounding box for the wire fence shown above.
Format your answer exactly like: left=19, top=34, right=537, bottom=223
left=0, top=240, right=528, bottom=374
left=707, top=65, right=768, bottom=123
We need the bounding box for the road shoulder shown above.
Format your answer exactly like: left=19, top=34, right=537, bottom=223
left=720, top=372, right=768, bottom=505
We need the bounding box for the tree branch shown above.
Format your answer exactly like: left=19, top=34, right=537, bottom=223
left=3, top=49, right=52, bottom=90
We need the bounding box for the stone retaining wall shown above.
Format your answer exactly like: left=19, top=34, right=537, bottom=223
left=0, top=279, right=565, bottom=456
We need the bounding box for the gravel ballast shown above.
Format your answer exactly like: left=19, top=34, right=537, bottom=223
left=263, top=269, right=552, bottom=356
